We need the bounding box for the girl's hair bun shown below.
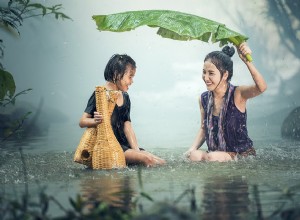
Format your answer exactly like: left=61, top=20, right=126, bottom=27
left=222, top=45, right=235, bottom=58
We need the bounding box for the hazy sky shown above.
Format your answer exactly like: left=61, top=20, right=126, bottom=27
left=2, top=0, right=299, bottom=149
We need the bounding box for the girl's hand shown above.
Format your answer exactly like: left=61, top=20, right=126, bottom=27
left=237, top=42, right=252, bottom=63
left=93, top=111, right=103, bottom=125
left=184, top=148, right=194, bottom=158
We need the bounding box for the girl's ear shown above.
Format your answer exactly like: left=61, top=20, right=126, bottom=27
left=223, top=71, right=229, bottom=81
left=113, top=71, right=121, bottom=83
left=116, top=74, right=122, bottom=81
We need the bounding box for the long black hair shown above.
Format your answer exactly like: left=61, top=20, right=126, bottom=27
left=104, top=54, right=136, bottom=83
left=204, top=46, right=235, bottom=81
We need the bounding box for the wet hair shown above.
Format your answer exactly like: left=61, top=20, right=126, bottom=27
left=104, top=54, right=136, bottom=82
left=204, top=46, right=235, bottom=81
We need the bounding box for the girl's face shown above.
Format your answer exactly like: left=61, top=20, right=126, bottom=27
left=202, top=60, right=227, bottom=91
left=116, top=65, right=136, bottom=92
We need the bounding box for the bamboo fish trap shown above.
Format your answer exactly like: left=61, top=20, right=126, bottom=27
left=74, top=86, right=126, bottom=169
left=73, top=127, right=96, bottom=167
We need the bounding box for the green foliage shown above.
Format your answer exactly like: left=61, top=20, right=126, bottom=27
left=0, top=0, right=71, bottom=105
left=93, top=10, right=248, bottom=43
left=64, top=194, right=132, bottom=220
left=0, top=88, right=32, bottom=107
left=0, top=0, right=71, bottom=144
left=1, top=191, right=133, bottom=219
left=26, top=3, right=71, bottom=20
left=0, top=68, right=15, bottom=101
left=92, top=10, right=252, bottom=61
left=0, top=39, right=16, bottom=105
left=0, top=0, right=71, bottom=34
left=1, top=111, right=31, bottom=143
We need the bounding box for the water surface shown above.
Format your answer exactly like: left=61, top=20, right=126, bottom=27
left=1, top=137, right=300, bottom=219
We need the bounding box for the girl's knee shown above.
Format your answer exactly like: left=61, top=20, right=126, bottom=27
left=207, top=153, right=217, bottom=161
left=189, top=151, right=198, bottom=161
left=207, top=152, right=232, bottom=162
left=189, top=150, right=207, bottom=161
left=125, top=150, right=165, bottom=166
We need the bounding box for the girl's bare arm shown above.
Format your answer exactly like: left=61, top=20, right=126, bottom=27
left=235, top=43, right=267, bottom=104
left=124, top=121, right=140, bottom=150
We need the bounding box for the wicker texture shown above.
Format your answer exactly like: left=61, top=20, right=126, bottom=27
left=92, top=86, right=126, bottom=169
left=74, top=86, right=126, bottom=169
left=74, top=127, right=96, bottom=167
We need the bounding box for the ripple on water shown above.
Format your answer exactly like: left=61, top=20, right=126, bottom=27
left=1, top=139, right=300, bottom=218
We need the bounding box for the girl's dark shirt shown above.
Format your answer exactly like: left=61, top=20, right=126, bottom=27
left=84, top=91, right=131, bottom=148
left=201, top=86, right=253, bottom=153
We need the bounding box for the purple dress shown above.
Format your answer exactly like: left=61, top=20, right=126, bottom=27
left=201, top=86, right=253, bottom=153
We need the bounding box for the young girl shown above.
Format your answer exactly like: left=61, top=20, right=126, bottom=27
left=185, top=43, right=267, bottom=162
left=79, top=54, right=166, bottom=167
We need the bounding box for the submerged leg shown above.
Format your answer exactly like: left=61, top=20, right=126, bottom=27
left=189, top=150, right=209, bottom=161
left=139, top=150, right=166, bottom=165
left=189, top=150, right=234, bottom=162
left=206, top=151, right=233, bottom=162
left=124, top=149, right=166, bottom=167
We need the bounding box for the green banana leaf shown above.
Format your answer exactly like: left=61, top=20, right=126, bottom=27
left=93, top=10, right=252, bottom=61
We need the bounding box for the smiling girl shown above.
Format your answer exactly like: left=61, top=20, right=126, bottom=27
left=79, top=54, right=166, bottom=167
left=185, top=43, right=267, bottom=162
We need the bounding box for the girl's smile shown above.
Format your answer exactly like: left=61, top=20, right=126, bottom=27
left=202, top=61, right=221, bottom=91
left=116, top=65, right=136, bottom=92
left=202, top=60, right=228, bottom=93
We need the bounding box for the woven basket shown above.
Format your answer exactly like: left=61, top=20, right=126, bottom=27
left=92, top=86, right=126, bottom=169
left=74, top=86, right=126, bottom=169
left=73, top=127, right=96, bottom=167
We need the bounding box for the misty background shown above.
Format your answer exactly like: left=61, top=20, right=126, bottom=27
left=1, top=0, right=299, bottom=152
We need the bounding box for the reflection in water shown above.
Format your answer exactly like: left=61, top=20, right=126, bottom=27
left=201, top=176, right=251, bottom=220
left=80, top=172, right=135, bottom=213
left=1, top=141, right=300, bottom=218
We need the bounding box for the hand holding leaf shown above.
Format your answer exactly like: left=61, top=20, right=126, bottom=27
left=236, top=42, right=253, bottom=63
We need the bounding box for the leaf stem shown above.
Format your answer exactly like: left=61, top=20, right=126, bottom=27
left=228, top=37, right=253, bottom=62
